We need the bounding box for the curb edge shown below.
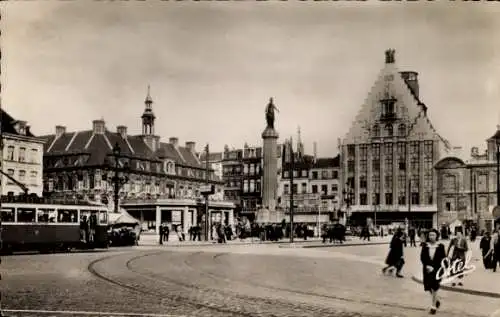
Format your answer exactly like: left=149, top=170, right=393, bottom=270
left=411, top=275, right=500, bottom=299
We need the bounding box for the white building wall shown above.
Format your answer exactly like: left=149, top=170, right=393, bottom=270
left=2, top=134, right=45, bottom=196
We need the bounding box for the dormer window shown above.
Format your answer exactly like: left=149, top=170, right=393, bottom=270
left=380, top=98, right=397, bottom=120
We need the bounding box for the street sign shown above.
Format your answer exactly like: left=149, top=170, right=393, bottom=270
left=200, top=185, right=215, bottom=195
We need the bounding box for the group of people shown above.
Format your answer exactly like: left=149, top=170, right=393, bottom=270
left=480, top=230, right=500, bottom=271
left=79, top=213, right=98, bottom=244
left=382, top=221, right=500, bottom=315
left=321, top=223, right=346, bottom=244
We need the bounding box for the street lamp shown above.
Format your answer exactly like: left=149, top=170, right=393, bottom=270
left=110, top=142, right=129, bottom=213
left=343, top=181, right=354, bottom=226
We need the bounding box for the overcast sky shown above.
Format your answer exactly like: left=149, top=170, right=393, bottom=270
left=2, top=2, right=500, bottom=157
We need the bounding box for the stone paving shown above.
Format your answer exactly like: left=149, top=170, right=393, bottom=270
left=2, top=240, right=499, bottom=317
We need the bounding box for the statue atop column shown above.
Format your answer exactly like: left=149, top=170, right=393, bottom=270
left=385, top=49, right=396, bottom=64
left=265, top=97, right=279, bottom=129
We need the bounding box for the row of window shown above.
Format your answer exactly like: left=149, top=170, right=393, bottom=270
left=348, top=141, right=434, bottom=158
left=6, top=169, right=39, bottom=186
left=1, top=207, right=107, bottom=224
left=282, top=170, right=339, bottom=180
left=5, top=146, right=39, bottom=164
left=243, top=163, right=261, bottom=175
left=283, top=183, right=338, bottom=195
left=48, top=156, right=213, bottom=181
left=356, top=193, right=433, bottom=206
left=243, top=180, right=261, bottom=193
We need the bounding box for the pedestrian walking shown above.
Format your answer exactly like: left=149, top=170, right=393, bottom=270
left=409, top=227, right=417, bottom=247
left=159, top=223, right=164, bottom=245
left=420, top=228, right=447, bottom=315
left=447, top=231, right=469, bottom=286
left=480, top=232, right=493, bottom=269
left=488, top=221, right=500, bottom=272
left=382, top=230, right=405, bottom=278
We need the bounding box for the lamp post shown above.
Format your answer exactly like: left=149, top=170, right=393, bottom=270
left=110, top=142, right=129, bottom=213
left=343, top=180, right=354, bottom=227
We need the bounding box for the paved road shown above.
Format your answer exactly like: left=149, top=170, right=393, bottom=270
left=2, top=244, right=499, bottom=317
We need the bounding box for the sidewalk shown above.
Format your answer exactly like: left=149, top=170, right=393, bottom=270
left=411, top=239, right=500, bottom=299
left=137, top=233, right=392, bottom=248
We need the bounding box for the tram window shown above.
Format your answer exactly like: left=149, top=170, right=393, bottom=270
left=57, top=209, right=78, bottom=223
left=99, top=210, right=107, bottom=224
left=80, top=210, right=91, bottom=221
left=1, top=208, right=15, bottom=222
left=17, top=208, right=36, bottom=222
left=37, top=209, right=56, bottom=223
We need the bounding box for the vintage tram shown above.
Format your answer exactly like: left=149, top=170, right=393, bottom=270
left=1, top=199, right=109, bottom=254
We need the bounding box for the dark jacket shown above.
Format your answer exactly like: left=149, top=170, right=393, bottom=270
left=385, top=235, right=404, bottom=266
left=421, top=242, right=446, bottom=272
left=480, top=236, right=491, bottom=255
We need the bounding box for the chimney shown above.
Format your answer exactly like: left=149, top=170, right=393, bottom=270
left=169, top=137, right=179, bottom=147
left=117, top=125, right=127, bottom=138
left=92, top=119, right=106, bottom=134
left=25, top=125, right=31, bottom=135
left=185, top=141, right=196, bottom=152
left=400, top=71, right=419, bottom=99
left=55, top=125, right=66, bottom=137
left=313, top=142, right=317, bottom=162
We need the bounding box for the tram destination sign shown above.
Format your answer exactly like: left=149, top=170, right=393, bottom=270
left=200, top=185, right=215, bottom=195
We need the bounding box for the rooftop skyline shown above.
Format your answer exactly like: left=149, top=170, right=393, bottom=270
left=2, top=2, right=500, bottom=156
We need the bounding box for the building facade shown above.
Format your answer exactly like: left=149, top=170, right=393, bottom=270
left=435, top=127, right=500, bottom=233
left=40, top=88, right=231, bottom=234
left=279, top=147, right=340, bottom=228
left=339, top=50, right=452, bottom=229
left=241, top=144, right=263, bottom=215
left=221, top=146, right=243, bottom=212
left=218, top=143, right=283, bottom=221
left=1, top=110, right=45, bottom=197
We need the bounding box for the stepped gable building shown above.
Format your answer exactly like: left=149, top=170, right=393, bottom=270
left=339, top=49, right=452, bottom=229
left=40, top=88, right=232, bottom=235
left=1, top=109, right=45, bottom=196
left=434, top=125, right=500, bottom=233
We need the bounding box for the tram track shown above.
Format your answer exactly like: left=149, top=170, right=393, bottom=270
left=183, top=252, right=487, bottom=317
left=182, top=252, right=427, bottom=313
left=88, top=251, right=262, bottom=317
left=123, top=251, right=417, bottom=317
left=89, top=250, right=487, bottom=317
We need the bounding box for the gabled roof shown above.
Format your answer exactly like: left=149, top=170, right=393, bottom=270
left=155, top=142, right=205, bottom=169
left=342, top=51, right=449, bottom=147
left=312, top=155, right=340, bottom=169
left=43, top=128, right=161, bottom=167
left=1, top=109, right=36, bottom=137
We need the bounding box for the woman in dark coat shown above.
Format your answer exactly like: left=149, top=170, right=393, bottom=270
left=420, top=228, right=447, bottom=315
left=382, top=230, right=405, bottom=278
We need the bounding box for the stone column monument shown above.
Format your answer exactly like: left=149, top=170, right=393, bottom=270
left=257, top=98, right=280, bottom=223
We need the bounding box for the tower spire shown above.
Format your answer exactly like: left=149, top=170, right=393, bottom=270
left=142, top=85, right=156, bottom=135
left=145, top=84, right=153, bottom=108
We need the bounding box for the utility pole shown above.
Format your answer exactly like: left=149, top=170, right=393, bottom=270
left=204, top=143, right=210, bottom=241
left=289, top=139, right=294, bottom=243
